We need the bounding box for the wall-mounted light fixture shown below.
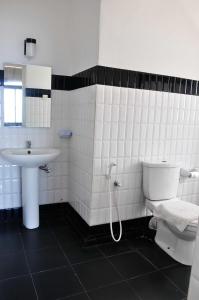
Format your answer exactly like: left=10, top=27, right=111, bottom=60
left=24, top=38, right=36, bottom=58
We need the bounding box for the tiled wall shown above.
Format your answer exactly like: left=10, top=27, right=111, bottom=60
left=188, top=220, right=199, bottom=300
left=70, top=84, right=199, bottom=226
left=0, top=89, right=69, bottom=209
left=68, top=86, right=96, bottom=223
left=91, top=85, right=199, bottom=225
left=1, top=67, right=199, bottom=227
left=25, top=97, right=51, bottom=128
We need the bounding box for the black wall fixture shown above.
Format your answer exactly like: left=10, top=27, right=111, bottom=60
left=24, top=38, right=36, bottom=57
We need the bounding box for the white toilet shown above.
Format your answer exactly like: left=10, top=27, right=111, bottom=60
left=143, top=161, right=199, bottom=266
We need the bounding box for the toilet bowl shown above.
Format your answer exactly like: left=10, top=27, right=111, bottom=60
left=143, top=161, right=199, bottom=266
left=146, top=199, right=198, bottom=241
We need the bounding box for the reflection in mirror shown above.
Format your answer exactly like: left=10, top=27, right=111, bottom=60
left=3, top=64, right=52, bottom=128
left=24, top=65, right=52, bottom=128
left=3, top=64, right=24, bottom=126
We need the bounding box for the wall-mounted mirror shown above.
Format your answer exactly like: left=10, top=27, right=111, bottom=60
left=3, top=64, right=52, bottom=128
left=4, top=64, right=23, bottom=127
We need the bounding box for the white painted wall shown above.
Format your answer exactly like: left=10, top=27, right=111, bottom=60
left=67, top=0, right=100, bottom=75
left=0, top=0, right=70, bottom=74
left=3, top=0, right=199, bottom=79
left=98, top=0, right=199, bottom=80
left=0, top=0, right=100, bottom=75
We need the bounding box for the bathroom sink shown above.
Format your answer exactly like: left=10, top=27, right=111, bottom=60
left=0, top=147, right=60, bottom=229
left=1, top=148, right=60, bottom=167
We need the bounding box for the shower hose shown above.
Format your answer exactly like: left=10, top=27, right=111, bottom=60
left=107, top=163, right=122, bottom=242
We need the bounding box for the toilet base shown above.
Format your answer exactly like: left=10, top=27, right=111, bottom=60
left=155, top=219, right=195, bottom=266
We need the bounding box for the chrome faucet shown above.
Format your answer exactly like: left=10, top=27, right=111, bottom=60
left=26, top=140, right=31, bottom=149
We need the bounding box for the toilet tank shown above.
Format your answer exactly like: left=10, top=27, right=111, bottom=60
left=143, top=161, right=180, bottom=201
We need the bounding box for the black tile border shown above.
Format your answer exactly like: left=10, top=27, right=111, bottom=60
left=25, top=88, right=51, bottom=98
left=65, top=203, right=153, bottom=246
left=51, top=74, right=71, bottom=90
left=72, top=66, right=199, bottom=95
left=1, top=66, right=199, bottom=95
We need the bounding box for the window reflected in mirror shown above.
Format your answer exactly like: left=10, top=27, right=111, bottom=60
left=3, top=64, right=23, bottom=127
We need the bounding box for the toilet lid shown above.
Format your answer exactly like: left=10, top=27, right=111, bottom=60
left=146, top=198, right=199, bottom=229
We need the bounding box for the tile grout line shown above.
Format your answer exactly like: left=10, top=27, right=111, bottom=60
left=160, top=269, right=187, bottom=297
left=30, top=264, right=72, bottom=276
left=18, top=232, right=39, bottom=300
left=51, top=230, right=92, bottom=300
left=0, top=273, right=31, bottom=284
left=98, top=245, right=186, bottom=299
left=96, top=246, right=143, bottom=300
left=0, top=215, right=190, bottom=299
left=135, top=248, right=159, bottom=271
left=137, top=248, right=187, bottom=296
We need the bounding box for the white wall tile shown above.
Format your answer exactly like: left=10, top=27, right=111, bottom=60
left=68, top=86, right=96, bottom=225
left=88, top=85, right=199, bottom=226
left=1, top=82, right=199, bottom=227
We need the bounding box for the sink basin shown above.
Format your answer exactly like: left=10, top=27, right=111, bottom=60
left=1, top=148, right=60, bottom=167
left=0, top=147, right=60, bottom=230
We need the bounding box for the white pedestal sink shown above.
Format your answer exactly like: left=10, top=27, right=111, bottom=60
left=1, top=148, right=60, bottom=229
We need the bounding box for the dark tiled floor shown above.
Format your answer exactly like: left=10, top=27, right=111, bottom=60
left=0, top=206, right=191, bottom=300
left=129, top=271, right=184, bottom=300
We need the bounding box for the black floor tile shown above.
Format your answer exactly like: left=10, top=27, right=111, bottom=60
left=109, top=251, right=155, bottom=279
left=127, top=236, right=154, bottom=249
left=47, top=216, right=69, bottom=227
left=61, top=242, right=103, bottom=264
left=21, top=228, right=57, bottom=251
left=0, top=205, right=191, bottom=300
left=66, top=293, right=89, bottom=300
left=0, top=233, right=23, bottom=256
left=27, top=245, right=69, bottom=273
left=163, top=264, right=191, bottom=293
left=54, top=225, right=80, bottom=245
left=129, top=271, right=184, bottom=300
left=0, top=251, right=28, bottom=280
left=74, top=258, right=122, bottom=290
left=33, top=266, right=83, bottom=300
left=88, top=281, right=139, bottom=300
left=139, top=243, right=177, bottom=269
left=0, top=222, right=20, bottom=235
left=98, top=240, right=132, bottom=257
left=0, top=275, right=37, bottom=300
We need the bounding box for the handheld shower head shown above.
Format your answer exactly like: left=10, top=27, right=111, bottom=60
left=107, top=162, right=117, bottom=179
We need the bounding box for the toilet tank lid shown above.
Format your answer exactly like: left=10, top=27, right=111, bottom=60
left=142, top=161, right=181, bottom=168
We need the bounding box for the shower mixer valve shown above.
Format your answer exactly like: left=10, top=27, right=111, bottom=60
left=114, top=180, right=121, bottom=187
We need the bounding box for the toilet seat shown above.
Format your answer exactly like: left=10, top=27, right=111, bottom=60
left=146, top=198, right=198, bottom=233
